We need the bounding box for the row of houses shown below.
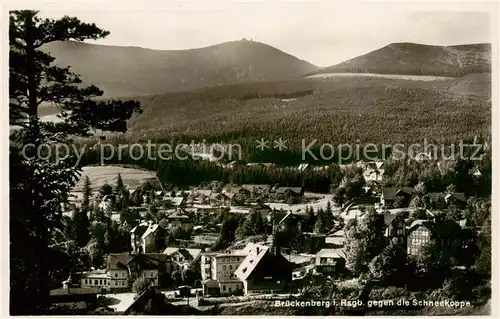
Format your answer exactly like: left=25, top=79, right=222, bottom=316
left=74, top=246, right=203, bottom=292
left=193, top=185, right=304, bottom=204
left=313, top=210, right=472, bottom=278
left=380, top=187, right=467, bottom=209
left=74, top=239, right=294, bottom=296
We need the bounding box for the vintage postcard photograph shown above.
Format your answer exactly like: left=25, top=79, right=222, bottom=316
left=6, top=0, right=497, bottom=316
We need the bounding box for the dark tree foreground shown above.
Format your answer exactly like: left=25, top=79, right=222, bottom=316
left=9, top=10, right=141, bottom=314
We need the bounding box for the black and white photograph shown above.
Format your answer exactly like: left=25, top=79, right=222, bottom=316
left=6, top=1, right=496, bottom=316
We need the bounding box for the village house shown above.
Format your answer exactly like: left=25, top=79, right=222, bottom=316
left=130, top=221, right=167, bottom=254
left=228, top=186, right=252, bottom=197
left=266, top=210, right=288, bottom=226
left=427, top=192, right=467, bottom=209
left=444, top=192, right=467, bottom=209
left=471, top=167, right=482, bottom=178
left=315, top=248, right=346, bottom=277
left=98, top=194, right=116, bottom=211
left=273, top=211, right=303, bottom=233
left=250, top=203, right=273, bottom=221
left=192, top=189, right=212, bottom=203
left=164, top=247, right=202, bottom=271
left=406, top=219, right=463, bottom=256
left=275, top=187, right=303, bottom=201
left=383, top=211, right=407, bottom=245
left=209, top=192, right=232, bottom=206
left=49, top=287, right=100, bottom=313
left=325, top=229, right=345, bottom=247
left=164, top=196, right=186, bottom=208
left=155, top=190, right=165, bottom=197
left=79, top=269, right=111, bottom=291
left=414, top=152, right=433, bottom=162
left=241, top=184, right=271, bottom=195
left=105, top=252, right=170, bottom=291
left=234, top=243, right=292, bottom=295
left=363, top=169, right=383, bottom=182
left=427, top=192, right=447, bottom=209
left=380, top=187, right=413, bottom=208
left=201, top=251, right=247, bottom=296
left=164, top=210, right=194, bottom=231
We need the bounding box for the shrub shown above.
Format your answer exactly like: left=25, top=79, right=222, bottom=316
left=132, top=277, right=152, bottom=296
left=381, top=287, right=409, bottom=299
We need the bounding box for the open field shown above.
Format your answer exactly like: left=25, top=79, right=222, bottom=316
left=265, top=193, right=335, bottom=214
left=306, top=72, right=453, bottom=81
left=72, top=165, right=157, bottom=192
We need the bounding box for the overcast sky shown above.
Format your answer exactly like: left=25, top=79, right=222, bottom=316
left=35, top=1, right=494, bottom=67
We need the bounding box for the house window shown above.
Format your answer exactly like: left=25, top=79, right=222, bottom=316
left=151, top=272, right=154, bottom=277
left=223, top=265, right=227, bottom=270
left=99, top=279, right=103, bottom=285
left=94, top=279, right=98, bottom=285
left=115, top=273, right=118, bottom=278
left=229, top=265, right=233, bottom=270
left=222, top=285, right=226, bottom=291
left=84, top=279, right=88, bottom=285
left=236, top=258, right=240, bottom=262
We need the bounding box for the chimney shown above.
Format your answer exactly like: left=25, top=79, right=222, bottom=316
left=271, top=223, right=281, bottom=256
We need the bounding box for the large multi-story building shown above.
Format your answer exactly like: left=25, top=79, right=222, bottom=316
left=406, top=219, right=462, bottom=256
left=130, top=221, right=167, bottom=254
left=78, top=252, right=172, bottom=292
left=79, top=269, right=111, bottom=291
left=234, top=244, right=292, bottom=295
left=201, top=250, right=247, bottom=296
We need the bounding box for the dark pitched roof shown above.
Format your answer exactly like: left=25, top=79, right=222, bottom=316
left=446, top=192, right=467, bottom=203
left=107, top=252, right=135, bottom=270
left=132, top=225, right=149, bottom=237
left=427, top=192, right=445, bottom=202
left=133, top=254, right=161, bottom=269
left=234, top=246, right=269, bottom=281
left=382, top=187, right=413, bottom=200
left=145, top=253, right=171, bottom=263
left=175, top=248, right=195, bottom=261
left=166, top=210, right=190, bottom=220
left=383, top=211, right=406, bottom=226
left=408, top=219, right=462, bottom=237
left=124, top=285, right=200, bottom=315
left=276, top=187, right=302, bottom=194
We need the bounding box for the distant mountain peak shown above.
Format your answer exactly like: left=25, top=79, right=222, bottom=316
left=310, top=42, right=491, bottom=78
left=42, top=40, right=318, bottom=97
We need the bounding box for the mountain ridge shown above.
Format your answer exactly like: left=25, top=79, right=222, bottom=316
left=309, top=42, right=491, bottom=78
left=42, top=39, right=319, bottom=97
